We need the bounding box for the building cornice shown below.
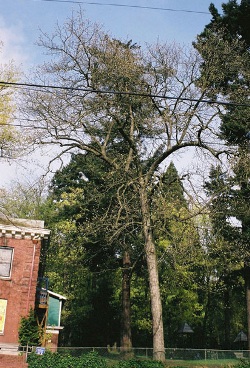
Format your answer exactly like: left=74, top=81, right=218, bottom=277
left=0, top=216, right=50, bottom=240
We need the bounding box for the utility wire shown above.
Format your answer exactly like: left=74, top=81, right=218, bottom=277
left=1, top=80, right=250, bottom=107
left=0, top=120, right=229, bottom=147
left=34, top=0, right=210, bottom=15
left=0, top=118, right=226, bottom=146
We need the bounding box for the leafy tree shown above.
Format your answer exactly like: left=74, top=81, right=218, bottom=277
left=45, top=152, right=139, bottom=348
left=0, top=178, right=48, bottom=219
left=194, top=0, right=250, bottom=348
left=194, top=1, right=250, bottom=145
left=152, top=163, right=204, bottom=347
left=19, top=308, right=42, bottom=346
left=202, top=1, right=250, bottom=47
left=24, top=10, right=225, bottom=359
left=201, top=166, right=245, bottom=348
left=45, top=208, right=118, bottom=345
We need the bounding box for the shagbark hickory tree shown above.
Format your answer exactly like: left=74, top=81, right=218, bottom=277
left=24, top=10, right=225, bottom=360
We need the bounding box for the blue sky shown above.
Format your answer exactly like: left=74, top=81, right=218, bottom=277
left=0, top=0, right=226, bottom=68
left=0, top=0, right=227, bottom=188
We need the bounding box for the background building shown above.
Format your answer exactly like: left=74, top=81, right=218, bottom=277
left=0, top=216, right=50, bottom=348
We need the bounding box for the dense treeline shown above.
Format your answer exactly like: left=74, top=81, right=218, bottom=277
left=42, top=155, right=246, bottom=350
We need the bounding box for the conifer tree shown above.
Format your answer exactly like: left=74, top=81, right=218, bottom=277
left=194, top=0, right=250, bottom=347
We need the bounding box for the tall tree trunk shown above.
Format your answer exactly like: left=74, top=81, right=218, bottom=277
left=202, top=277, right=212, bottom=348
left=245, top=265, right=250, bottom=351
left=223, top=282, right=231, bottom=349
left=120, top=250, right=132, bottom=354
left=139, top=180, right=165, bottom=361
left=241, top=175, right=250, bottom=351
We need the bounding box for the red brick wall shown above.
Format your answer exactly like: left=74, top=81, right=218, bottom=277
left=0, top=237, right=41, bottom=344
left=0, top=354, right=28, bottom=368
left=45, top=330, right=59, bottom=351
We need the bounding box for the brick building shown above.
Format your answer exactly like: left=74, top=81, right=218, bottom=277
left=0, top=216, right=50, bottom=348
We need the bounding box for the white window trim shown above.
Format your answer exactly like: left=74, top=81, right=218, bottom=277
left=0, top=247, right=14, bottom=279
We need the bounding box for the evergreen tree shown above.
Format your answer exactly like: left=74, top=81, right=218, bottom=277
left=194, top=0, right=250, bottom=348
left=45, top=152, right=144, bottom=348
left=202, top=166, right=245, bottom=348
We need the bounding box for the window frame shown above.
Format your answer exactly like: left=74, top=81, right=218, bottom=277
left=0, top=246, right=14, bottom=279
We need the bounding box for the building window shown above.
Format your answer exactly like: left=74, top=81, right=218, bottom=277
left=0, top=247, right=14, bottom=278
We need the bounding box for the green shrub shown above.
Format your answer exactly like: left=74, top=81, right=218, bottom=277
left=235, top=361, right=250, bottom=368
left=18, top=309, right=42, bottom=346
left=27, top=351, right=167, bottom=368
left=117, top=359, right=164, bottom=368
left=79, top=351, right=108, bottom=368
left=27, top=350, right=108, bottom=368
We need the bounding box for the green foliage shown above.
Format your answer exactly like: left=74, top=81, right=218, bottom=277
left=235, top=361, right=250, bottom=368
left=18, top=309, right=42, bottom=347
left=193, top=0, right=250, bottom=349
left=27, top=351, right=108, bottom=368
left=201, top=163, right=247, bottom=348
left=27, top=351, right=165, bottom=368
left=117, top=359, right=164, bottom=368
left=0, top=178, right=48, bottom=219
left=150, top=163, right=204, bottom=346
left=45, top=152, right=145, bottom=347
left=205, top=0, right=250, bottom=47
left=194, top=1, right=250, bottom=146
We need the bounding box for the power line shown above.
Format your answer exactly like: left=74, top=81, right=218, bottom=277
left=1, top=80, right=250, bottom=107
left=0, top=120, right=228, bottom=146
left=34, top=0, right=210, bottom=15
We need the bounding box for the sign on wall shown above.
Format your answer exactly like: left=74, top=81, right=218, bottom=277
left=0, top=299, right=7, bottom=334
left=36, top=347, right=45, bottom=355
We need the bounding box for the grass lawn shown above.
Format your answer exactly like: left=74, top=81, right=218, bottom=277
left=164, top=358, right=242, bottom=367
left=106, top=357, right=244, bottom=368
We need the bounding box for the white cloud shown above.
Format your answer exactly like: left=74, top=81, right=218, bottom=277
left=0, top=16, right=29, bottom=68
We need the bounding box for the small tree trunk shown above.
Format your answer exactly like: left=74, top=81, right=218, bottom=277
left=139, top=180, right=165, bottom=361
left=120, top=250, right=132, bottom=354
